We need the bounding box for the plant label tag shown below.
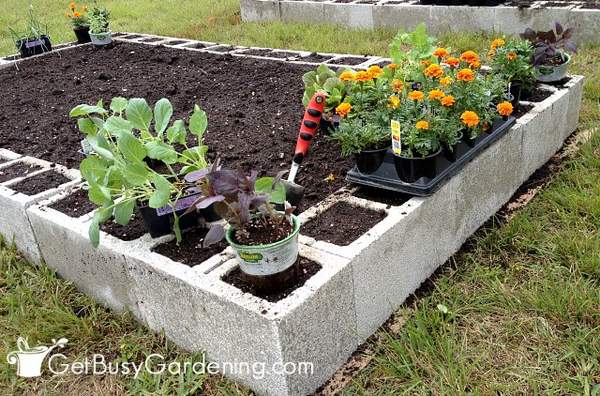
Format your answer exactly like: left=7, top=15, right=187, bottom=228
left=156, top=192, right=202, bottom=216
left=80, top=139, right=93, bottom=155
left=391, top=120, right=401, bottom=155
left=25, top=39, right=43, bottom=48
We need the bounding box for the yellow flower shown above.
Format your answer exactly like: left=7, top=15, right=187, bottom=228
left=457, top=68, right=475, bottom=82
left=507, top=52, right=517, bottom=61
left=445, top=57, right=460, bottom=68
left=420, top=59, right=431, bottom=67
left=354, top=70, right=372, bottom=82
left=408, top=90, right=424, bottom=101
left=339, top=70, right=355, bottom=82
left=491, top=38, right=505, bottom=49
left=497, top=101, right=514, bottom=116
left=388, top=95, right=401, bottom=109
left=428, top=89, right=445, bottom=101
left=367, top=65, right=384, bottom=79
left=461, top=111, right=480, bottom=128
left=441, top=95, right=455, bottom=107
left=440, top=76, right=453, bottom=87
left=323, top=173, right=336, bottom=183
left=460, top=50, right=480, bottom=65
left=69, top=2, right=76, bottom=10
left=336, top=103, right=352, bottom=118
left=487, top=48, right=496, bottom=59
left=433, top=47, right=449, bottom=59
left=392, top=79, right=404, bottom=92
left=424, top=64, right=444, bottom=79
left=387, top=63, right=399, bottom=70
left=416, top=120, right=429, bottom=130
left=469, top=60, right=481, bottom=69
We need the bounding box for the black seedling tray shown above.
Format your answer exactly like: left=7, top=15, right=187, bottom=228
left=346, top=116, right=516, bottom=196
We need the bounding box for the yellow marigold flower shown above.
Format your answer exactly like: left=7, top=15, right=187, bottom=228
left=469, top=60, right=481, bottom=69
left=73, top=11, right=81, bottom=17
left=339, top=70, right=355, bottom=82
left=408, top=90, right=424, bottom=101
left=336, top=102, right=352, bottom=118
left=440, top=76, right=453, bottom=87
left=367, top=65, right=384, bottom=79
left=441, top=95, right=455, bottom=107
left=354, top=70, right=372, bottom=82
left=416, top=120, right=429, bottom=130
left=433, top=47, right=449, bottom=59
left=428, top=89, right=445, bottom=101
left=507, top=52, right=517, bottom=61
left=460, top=50, right=480, bottom=65
left=69, top=2, right=76, bottom=10
left=457, top=68, right=475, bottom=82
left=391, top=79, right=404, bottom=92
left=497, top=101, right=514, bottom=116
left=387, top=63, right=399, bottom=70
left=491, top=38, right=505, bottom=49
left=424, top=64, right=444, bottom=79
left=487, top=48, right=496, bottom=59
left=388, top=95, right=401, bottom=109
left=445, top=57, right=460, bottom=68
left=461, top=111, right=480, bottom=128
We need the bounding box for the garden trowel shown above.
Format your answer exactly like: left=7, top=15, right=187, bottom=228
left=282, top=91, right=327, bottom=208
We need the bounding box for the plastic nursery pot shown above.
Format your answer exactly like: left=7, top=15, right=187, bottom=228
left=509, top=82, right=532, bottom=105
left=393, top=149, right=442, bottom=183
left=73, top=26, right=91, bottom=44
left=16, top=35, right=52, bottom=58
left=90, top=31, right=112, bottom=46
left=226, top=214, right=301, bottom=292
left=442, top=132, right=463, bottom=163
left=354, top=146, right=390, bottom=174
left=535, top=53, right=571, bottom=83
left=138, top=198, right=202, bottom=238
left=319, top=114, right=339, bottom=135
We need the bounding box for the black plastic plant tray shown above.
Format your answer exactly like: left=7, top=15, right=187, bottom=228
left=346, top=116, right=516, bottom=196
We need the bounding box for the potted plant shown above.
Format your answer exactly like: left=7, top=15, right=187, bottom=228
left=302, top=64, right=347, bottom=133
left=9, top=5, right=52, bottom=58
left=88, top=3, right=111, bottom=46
left=70, top=97, right=211, bottom=246
left=187, top=164, right=298, bottom=292
left=67, top=2, right=91, bottom=44
left=487, top=38, right=536, bottom=103
left=520, top=22, right=577, bottom=83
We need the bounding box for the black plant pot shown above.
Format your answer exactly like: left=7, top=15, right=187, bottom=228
left=509, top=82, right=532, bottom=105
left=138, top=202, right=201, bottom=238
left=16, top=35, right=52, bottom=58
left=200, top=204, right=221, bottom=222
left=442, top=133, right=463, bottom=163
left=393, top=149, right=442, bottom=183
left=463, top=132, right=479, bottom=147
left=73, top=26, right=91, bottom=44
left=354, top=146, right=389, bottom=174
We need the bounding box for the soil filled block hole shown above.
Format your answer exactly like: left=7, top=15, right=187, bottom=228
left=9, top=170, right=70, bottom=196
left=49, top=189, right=97, bottom=218
left=222, top=257, right=322, bottom=303
left=101, top=214, right=147, bottom=241
left=0, top=162, right=43, bottom=183
left=302, top=201, right=387, bottom=246
left=152, top=227, right=227, bottom=267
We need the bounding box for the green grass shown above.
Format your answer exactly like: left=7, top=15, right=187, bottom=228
left=1, top=1, right=600, bottom=395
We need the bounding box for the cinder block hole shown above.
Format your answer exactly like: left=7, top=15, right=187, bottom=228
left=49, top=188, right=96, bottom=218
left=152, top=227, right=227, bottom=267
left=121, top=34, right=142, bottom=39
left=185, top=42, right=208, bottom=49
left=328, top=56, right=369, bottom=66
left=162, top=40, right=187, bottom=46
left=242, top=48, right=299, bottom=59
left=0, top=162, right=42, bottom=183
left=302, top=201, right=387, bottom=246
left=9, top=169, right=70, bottom=196
left=221, top=257, right=322, bottom=303
left=352, top=186, right=411, bottom=207
left=140, top=37, right=164, bottom=43
left=299, top=52, right=333, bottom=63
left=209, top=45, right=234, bottom=53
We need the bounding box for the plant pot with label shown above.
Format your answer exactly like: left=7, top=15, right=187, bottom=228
left=138, top=195, right=202, bottom=238
left=535, top=52, right=571, bottom=83
left=393, top=149, right=442, bottom=183
left=90, top=31, right=112, bottom=46
left=15, top=35, right=52, bottom=58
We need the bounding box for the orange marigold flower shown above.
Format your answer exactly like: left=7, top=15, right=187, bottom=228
left=440, top=76, right=453, bottom=87
left=354, top=70, right=372, bottom=82
left=487, top=48, right=496, bottom=59
left=428, top=89, right=445, bottom=101
left=441, top=95, right=455, bottom=107
left=469, top=60, right=481, bottom=69
left=433, top=47, right=449, bottom=59
left=457, top=68, right=475, bottom=82
left=388, top=95, right=401, bottom=109
left=69, top=2, right=76, bottom=10
left=461, top=111, right=480, bottom=128
left=392, top=79, right=404, bottom=92
left=367, top=65, right=384, bottom=79
left=408, top=90, right=424, bottom=101
left=497, top=101, right=514, bottom=116
left=335, top=103, right=352, bottom=118
left=339, top=70, right=355, bottom=82
left=73, top=11, right=81, bottom=17
left=491, top=38, right=505, bottom=49
left=387, top=63, right=399, bottom=70
left=507, top=52, right=517, bottom=61
left=445, top=57, right=460, bottom=68
left=416, top=120, right=429, bottom=130
left=460, top=50, right=480, bottom=64
left=420, top=59, right=431, bottom=67
left=424, top=64, right=444, bottom=79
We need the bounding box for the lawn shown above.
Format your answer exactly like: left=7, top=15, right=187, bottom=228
left=1, top=1, right=599, bottom=395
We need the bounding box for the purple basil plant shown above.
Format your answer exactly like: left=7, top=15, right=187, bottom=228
left=521, top=22, right=577, bottom=66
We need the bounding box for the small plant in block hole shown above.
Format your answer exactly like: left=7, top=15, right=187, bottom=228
left=67, top=2, right=91, bottom=44
left=70, top=97, right=211, bottom=247
left=9, top=5, right=52, bottom=58
left=186, top=163, right=300, bottom=292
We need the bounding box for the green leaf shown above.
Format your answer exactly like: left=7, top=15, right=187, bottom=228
left=113, top=199, right=135, bottom=226
left=154, top=98, right=173, bottom=137
left=255, top=177, right=286, bottom=204
left=117, top=131, right=147, bottom=163
left=77, top=118, right=98, bottom=135
left=80, top=156, right=108, bottom=184
left=121, top=162, right=149, bottom=186
left=70, top=104, right=107, bottom=118
left=189, top=105, right=208, bottom=141
left=145, top=141, right=178, bottom=164
left=323, top=77, right=342, bottom=91
left=181, top=146, right=208, bottom=169
left=104, top=116, right=133, bottom=139
left=89, top=207, right=112, bottom=247
left=86, top=135, right=114, bottom=161
left=110, top=97, right=128, bottom=113
left=88, top=184, right=112, bottom=206
left=166, top=120, right=186, bottom=145
left=126, top=98, right=153, bottom=132
left=302, top=71, right=317, bottom=87
left=149, top=174, right=172, bottom=209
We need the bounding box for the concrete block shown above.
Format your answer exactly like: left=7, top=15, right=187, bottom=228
left=280, top=1, right=325, bottom=24
left=0, top=148, right=21, bottom=162
left=569, top=9, right=600, bottom=45
left=241, top=0, right=281, bottom=21
left=372, top=4, right=430, bottom=31
left=493, top=6, right=571, bottom=36
left=322, top=3, right=374, bottom=29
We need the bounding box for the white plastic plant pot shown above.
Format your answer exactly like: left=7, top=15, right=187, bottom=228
left=225, top=214, right=300, bottom=277
left=535, top=52, right=571, bottom=83
left=90, top=31, right=112, bottom=46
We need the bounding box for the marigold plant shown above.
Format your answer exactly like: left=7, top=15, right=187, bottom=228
left=66, top=1, right=89, bottom=28
left=497, top=101, right=513, bottom=117
left=408, top=90, right=425, bottom=101
left=416, top=120, right=429, bottom=130
left=456, top=68, right=475, bottom=82
left=461, top=111, right=480, bottom=128
left=336, top=102, right=352, bottom=118
left=424, top=64, right=444, bottom=79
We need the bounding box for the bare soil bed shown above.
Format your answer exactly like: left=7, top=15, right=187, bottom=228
left=10, top=170, right=70, bottom=196
left=0, top=162, right=43, bottom=183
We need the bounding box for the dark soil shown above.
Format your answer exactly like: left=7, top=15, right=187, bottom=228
left=302, top=201, right=386, bottom=246
left=353, top=186, right=411, bottom=207
left=525, top=86, right=553, bottom=102
left=152, top=227, right=227, bottom=266
left=301, top=52, right=334, bottom=63
left=0, top=42, right=352, bottom=210
left=49, top=188, right=97, bottom=217
left=9, top=170, right=70, bottom=196
left=242, top=49, right=299, bottom=59
left=233, top=217, right=294, bottom=245
left=101, top=213, right=147, bottom=241
left=329, top=56, right=369, bottom=66
left=514, top=103, right=535, bottom=119
left=223, top=257, right=321, bottom=303
left=0, top=162, right=43, bottom=183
